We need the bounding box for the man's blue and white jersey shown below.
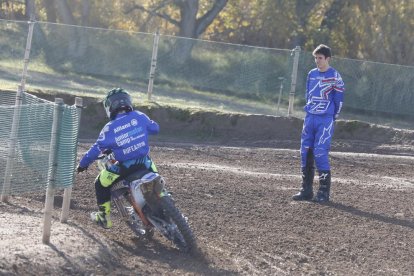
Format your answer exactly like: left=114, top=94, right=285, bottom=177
left=304, top=67, right=344, bottom=117
left=79, top=111, right=159, bottom=168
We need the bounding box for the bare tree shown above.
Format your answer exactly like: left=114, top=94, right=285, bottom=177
left=125, top=0, right=228, bottom=61
left=126, top=0, right=228, bottom=38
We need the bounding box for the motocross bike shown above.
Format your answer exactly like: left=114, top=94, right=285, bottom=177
left=97, top=152, right=196, bottom=253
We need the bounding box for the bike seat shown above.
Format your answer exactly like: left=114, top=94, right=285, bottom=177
left=124, top=170, right=151, bottom=182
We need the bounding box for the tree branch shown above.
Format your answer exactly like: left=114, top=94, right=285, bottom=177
left=124, top=2, right=180, bottom=26
left=195, top=0, right=228, bottom=37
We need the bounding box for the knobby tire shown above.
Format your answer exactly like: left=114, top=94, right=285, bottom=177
left=160, top=196, right=196, bottom=253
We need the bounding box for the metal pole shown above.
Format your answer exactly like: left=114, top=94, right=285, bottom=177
left=60, top=97, right=83, bottom=223
left=21, top=16, right=35, bottom=92
left=42, top=98, right=64, bottom=244
left=1, top=85, right=24, bottom=202
left=287, top=46, right=301, bottom=117
left=147, top=31, right=160, bottom=101
left=276, top=77, right=284, bottom=113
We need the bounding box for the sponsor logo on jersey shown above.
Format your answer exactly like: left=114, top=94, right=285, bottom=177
left=98, top=125, right=110, bottom=141
left=114, top=127, right=144, bottom=146
left=114, top=123, right=131, bottom=133
left=123, top=141, right=146, bottom=155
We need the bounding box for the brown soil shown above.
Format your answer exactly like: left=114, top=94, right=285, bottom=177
left=1, top=93, right=414, bottom=275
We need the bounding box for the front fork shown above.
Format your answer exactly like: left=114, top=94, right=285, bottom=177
left=127, top=190, right=151, bottom=226
left=128, top=176, right=168, bottom=227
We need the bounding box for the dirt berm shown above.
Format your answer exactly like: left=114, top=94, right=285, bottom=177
left=32, top=91, right=414, bottom=156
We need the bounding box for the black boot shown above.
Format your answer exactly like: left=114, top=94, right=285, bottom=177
left=292, top=166, right=315, bottom=200
left=293, top=149, right=315, bottom=201
left=313, top=171, right=331, bottom=203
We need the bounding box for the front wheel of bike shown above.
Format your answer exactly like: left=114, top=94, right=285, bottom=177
left=112, top=192, right=149, bottom=239
left=159, top=196, right=196, bottom=253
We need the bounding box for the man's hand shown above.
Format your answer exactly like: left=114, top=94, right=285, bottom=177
left=76, top=165, right=88, bottom=173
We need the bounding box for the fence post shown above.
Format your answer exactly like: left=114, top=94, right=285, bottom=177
left=1, top=85, right=24, bottom=202
left=42, top=98, right=64, bottom=244
left=60, top=97, right=83, bottom=223
left=287, top=46, right=301, bottom=117
left=20, top=16, right=35, bottom=92
left=147, top=31, right=160, bottom=101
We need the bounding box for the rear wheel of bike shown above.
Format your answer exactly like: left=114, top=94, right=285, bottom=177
left=159, top=196, right=196, bottom=253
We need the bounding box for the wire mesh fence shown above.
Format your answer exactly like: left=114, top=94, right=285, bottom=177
left=298, top=51, right=414, bottom=121
left=1, top=19, right=413, bottom=129
left=0, top=19, right=26, bottom=90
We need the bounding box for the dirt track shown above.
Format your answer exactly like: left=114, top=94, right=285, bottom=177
left=1, top=141, right=414, bottom=275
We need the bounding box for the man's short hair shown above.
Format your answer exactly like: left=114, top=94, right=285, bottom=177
left=313, top=44, right=331, bottom=58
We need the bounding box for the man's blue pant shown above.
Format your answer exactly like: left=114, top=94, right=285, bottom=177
left=300, top=113, right=334, bottom=171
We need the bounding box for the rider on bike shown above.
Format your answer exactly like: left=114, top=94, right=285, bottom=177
left=77, top=88, right=159, bottom=229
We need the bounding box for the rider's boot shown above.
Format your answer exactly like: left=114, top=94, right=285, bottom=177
left=292, top=166, right=315, bottom=200
left=313, top=171, right=331, bottom=203
left=90, top=201, right=112, bottom=229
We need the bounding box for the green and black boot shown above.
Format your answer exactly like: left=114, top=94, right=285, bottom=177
left=90, top=201, right=112, bottom=229
left=313, top=171, right=331, bottom=203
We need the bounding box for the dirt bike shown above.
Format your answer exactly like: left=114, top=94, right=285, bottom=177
left=97, top=152, right=196, bottom=253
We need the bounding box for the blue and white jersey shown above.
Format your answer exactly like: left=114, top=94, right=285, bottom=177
left=79, top=111, right=159, bottom=168
left=304, top=67, right=345, bottom=117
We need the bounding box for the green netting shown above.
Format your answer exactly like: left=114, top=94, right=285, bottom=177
left=0, top=90, right=18, bottom=105
left=55, top=104, right=80, bottom=188
left=0, top=91, right=80, bottom=195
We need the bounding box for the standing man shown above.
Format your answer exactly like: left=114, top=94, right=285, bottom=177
left=292, top=44, right=345, bottom=203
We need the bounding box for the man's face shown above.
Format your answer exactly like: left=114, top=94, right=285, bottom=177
left=314, top=54, right=330, bottom=71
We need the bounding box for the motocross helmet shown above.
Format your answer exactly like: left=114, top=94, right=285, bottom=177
left=103, top=88, right=133, bottom=120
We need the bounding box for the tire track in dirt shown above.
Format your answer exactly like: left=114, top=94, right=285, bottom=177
left=2, top=143, right=414, bottom=275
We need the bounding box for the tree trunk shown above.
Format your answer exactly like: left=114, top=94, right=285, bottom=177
left=173, top=0, right=198, bottom=62
left=177, top=0, right=198, bottom=38
left=174, top=0, right=228, bottom=62
left=55, top=0, right=90, bottom=58
left=43, top=0, right=57, bottom=22
left=77, top=0, right=91, bottom=57
left=320, top=0, right=347, bottom=31
left=55, top=0, right=76, bottom=25
left=25, top=0, right=35, bottom=20
left=290, top=0, right=320, bottom=48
